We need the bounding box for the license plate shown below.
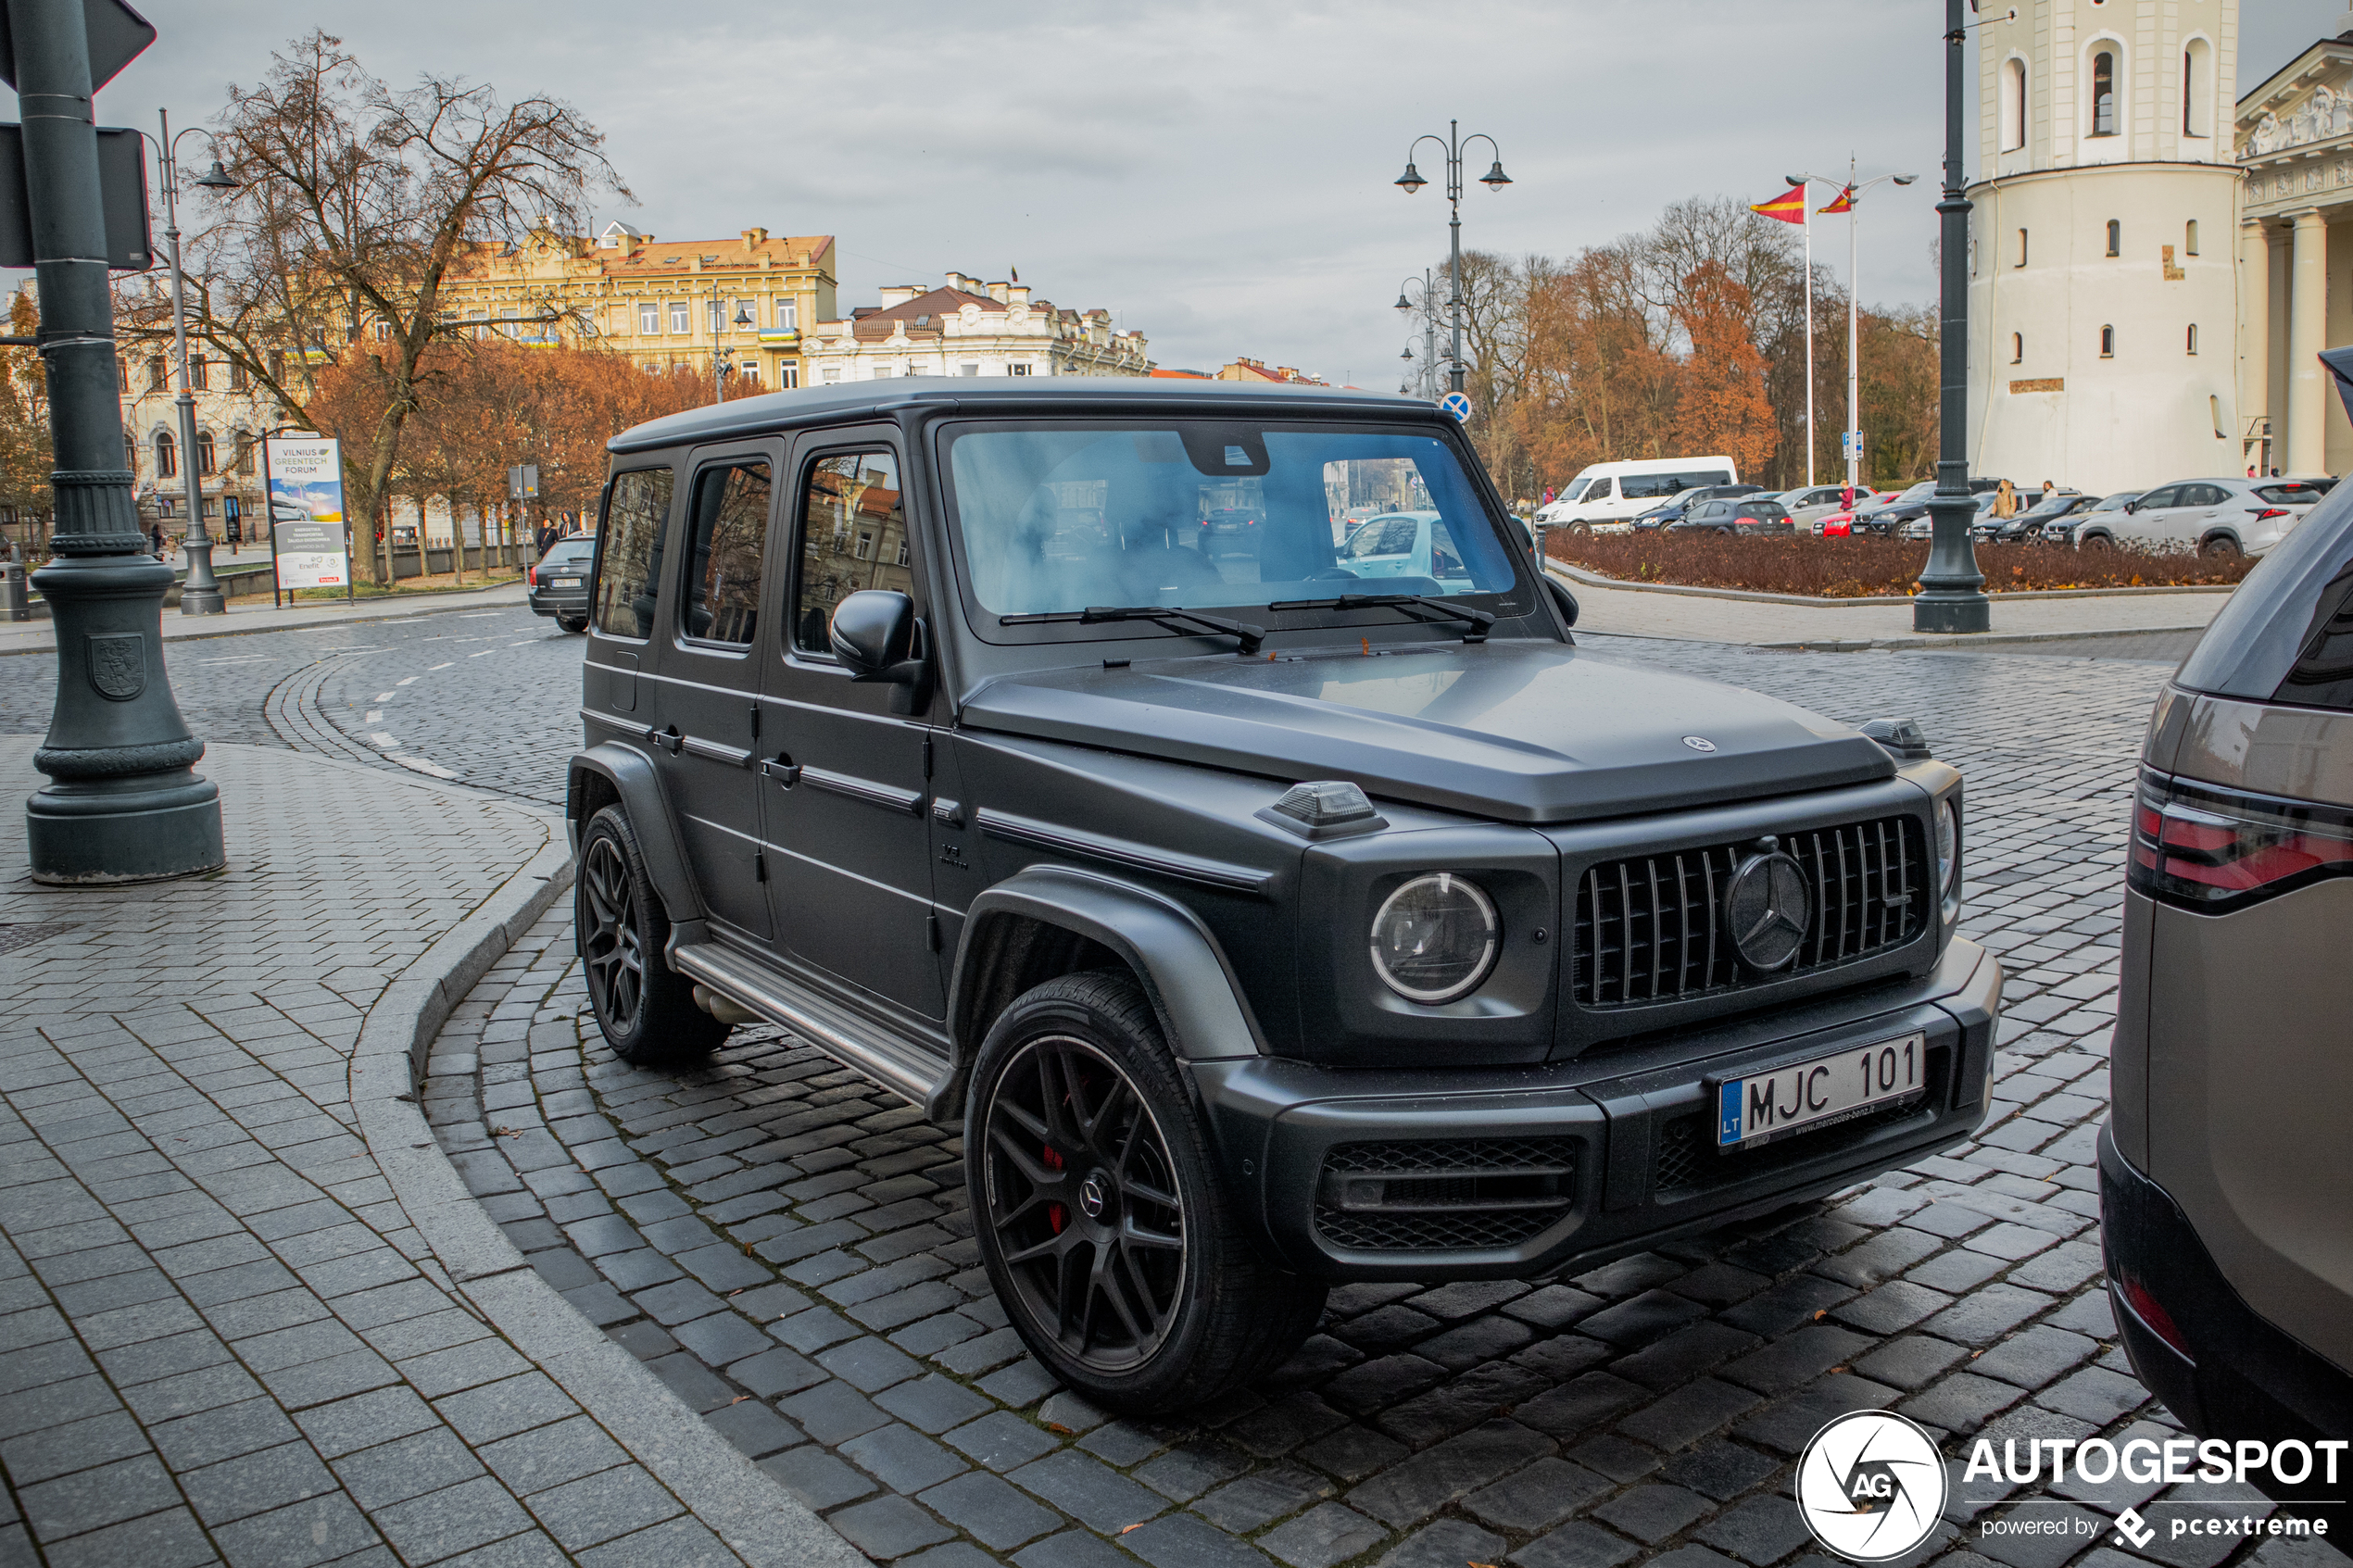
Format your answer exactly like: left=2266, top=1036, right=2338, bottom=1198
left=550, top=577, right=581, bottom=588
left=1715, top=1032, right=1927, bottom=1150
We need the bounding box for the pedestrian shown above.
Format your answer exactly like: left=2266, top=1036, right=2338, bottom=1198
left=2040, top=479, right=2054, bottom=497
left=1993, top=478, right=2018, bottom=520
left=535, top=521, right=555, bottom=558
left=150, top=521, right=164, bottom=558
left=1541, top=486, right=1554, bottom=508
left=2248, top=464, right=2258, bottom=479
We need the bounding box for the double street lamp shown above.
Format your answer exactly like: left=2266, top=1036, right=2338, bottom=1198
left=1395, top=122, right=1509, bottom=395
left=706, top=281, right=753, bottom=405
left=149, top=108, right=239, bottom=614
left=1392, top=270, right=1440, bottom=400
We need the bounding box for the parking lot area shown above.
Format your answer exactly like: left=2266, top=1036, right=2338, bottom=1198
left=389, top=629, right=2318, bottom=1568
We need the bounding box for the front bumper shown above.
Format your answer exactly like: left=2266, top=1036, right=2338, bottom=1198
left=1194, top=937, right=1999, bottom=1281
left=2099, top=1125, right=2353, bottom=1530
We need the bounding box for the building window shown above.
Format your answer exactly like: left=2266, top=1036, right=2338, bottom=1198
left=739, top=360, right=760, bottom=383
left=189, top=358, right=208, bottom=391
left=775, top=298, right=797, bottom=331
left=669, top=301, right=689, bottom=334
left=778, top=362, right=799, bottom=390
left=2091, top=49, right=2117, bottom=137
left=821, top=366, right=842, bottom=384
left=373, top=320, right=390, bottom=341
left=2106, top=220, right=2120, bottom=257
left=2100, top=324, right=2116, bottom=358
left=2185, top=220, right=2199, bottom=256
left=640, top=303, right=661, bottom=335
left=234, top=431, right=255, bottom=475
left=229, top=359, right=247, bottom=391
left=124, top=429, right=134, bottom=470
left=1009, top=362, right=1032, bottom=376
left=196, top=431, right=215, bottom=475
left=2011, top=332, right=2023, bottom=364
left=2001, top=56, right=2028, bottom=152
left=872, top=365, right=891, bottom=379
left=959, top=362, right=980, bottom=377
left=155, top=431, right=176, bottom=477
left=2183, top=39, right=2212, bottom=137
left=147, top=355, right=166, bottom=392
left=2016, top=229, right=2029, bottom=268
left=706, top=299, right=724, bottom=333
left=895, top=536, right=910, bottom=568
left=2186, top=323, right=2198, bottom=355
left=118, top=361, right=127, bottom=392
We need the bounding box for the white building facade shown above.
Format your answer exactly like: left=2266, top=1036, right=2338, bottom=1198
left=803, top=273, right=1147, bottom=383
left=1966, top=0, right=2242, bottom=494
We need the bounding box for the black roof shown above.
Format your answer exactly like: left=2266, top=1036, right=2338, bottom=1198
left=606, top=376, right=1444, bottom=455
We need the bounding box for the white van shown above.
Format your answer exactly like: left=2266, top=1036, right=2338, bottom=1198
left=1539, top=456, right=1739, bottom=533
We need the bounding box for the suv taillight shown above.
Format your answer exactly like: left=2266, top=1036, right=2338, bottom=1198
left=528, top=565, right=537, bottom=586
left=2129, top=769, right=2353, bottom=912
left=2247, top=507, right=2290, bottom=522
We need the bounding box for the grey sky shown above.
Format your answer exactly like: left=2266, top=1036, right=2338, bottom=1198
left=73, top=1, right=2348, bottom=385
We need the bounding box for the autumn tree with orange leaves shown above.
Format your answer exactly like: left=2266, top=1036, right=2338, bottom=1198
left=1668, top=262, right=1777, bottom=478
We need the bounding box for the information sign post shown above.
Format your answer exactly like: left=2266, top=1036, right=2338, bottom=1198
left=263, top=436, right=353, bottom=603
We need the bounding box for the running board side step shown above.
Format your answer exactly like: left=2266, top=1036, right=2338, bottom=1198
left=671, top=942, right=947, bottom=1111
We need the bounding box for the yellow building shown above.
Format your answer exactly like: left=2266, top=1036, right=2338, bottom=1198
left=436, top=221, right=837, bottom=392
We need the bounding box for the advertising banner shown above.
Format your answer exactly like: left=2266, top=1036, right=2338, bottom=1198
left=264, top=437, right=350, bottom=589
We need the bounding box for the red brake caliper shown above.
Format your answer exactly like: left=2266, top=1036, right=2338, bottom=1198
left=1042, top=1145, right=1065, bottom=1234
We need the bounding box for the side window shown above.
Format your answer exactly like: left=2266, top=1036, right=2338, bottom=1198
left=2135, top=486, right=2180, bottom=511
left=795, top=450, right=911, bottom=655
left=593, top=468, right=674, bottom=639
left=680, top=459, right=772, bottom=646
left=2276, top=559, right=2353, bottom=710
left=1428, top=521, right=1465, bottom=579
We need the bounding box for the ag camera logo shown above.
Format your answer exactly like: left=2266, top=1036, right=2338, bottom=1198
left=1796, top=1411, right=1948, bottom=1562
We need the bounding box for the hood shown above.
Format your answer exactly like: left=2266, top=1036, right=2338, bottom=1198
left=963, top=641, right=1894, bottom=824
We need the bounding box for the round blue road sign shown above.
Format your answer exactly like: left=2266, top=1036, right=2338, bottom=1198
left=1440, top=392, right=1473, bottom=422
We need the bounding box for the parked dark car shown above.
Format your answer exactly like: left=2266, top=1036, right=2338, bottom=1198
left=529, top=536, right=597, bottom=632
left=1631, top=483, right=1768, bottom=530
left=1200, top=506, right=1262, bottom=558
left=1668, top=495, right=1795, bottom=535
left=1854, top=477, right=2007, bottom=537
left=2105, top=479, right=2353, bottom=1536
left=566, top=379, right=1996, bottom=1412
left=1984, top=491, right=2094, bottom=543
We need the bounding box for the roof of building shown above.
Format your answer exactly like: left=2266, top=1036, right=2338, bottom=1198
left=449, top=228, right=835, bottom=285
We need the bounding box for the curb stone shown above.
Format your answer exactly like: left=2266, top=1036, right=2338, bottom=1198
left=0, top=580, right=532, bottom=657
left=347, top=823, right=870, bottom=1568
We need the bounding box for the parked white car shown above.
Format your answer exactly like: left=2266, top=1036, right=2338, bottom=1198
left=2072, top=477, right=2330, bottom=558
left=1779, top=483, right=1883, bottom=532
left=1336, top=510, right=1479, bottom=589
left=1539, top=456, right=1737, bottom=533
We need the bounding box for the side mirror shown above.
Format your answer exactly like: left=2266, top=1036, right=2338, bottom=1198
left=829, top=589, right=920, bottom=681
left=2121, top=501, right=2137, bottom=514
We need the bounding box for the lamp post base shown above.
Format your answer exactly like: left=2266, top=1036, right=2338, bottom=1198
left=179, top=537, right=225, bottom=614
left=1912, top=592, right=1992, bottom=634
left=26, top=769, right=224, bottom=883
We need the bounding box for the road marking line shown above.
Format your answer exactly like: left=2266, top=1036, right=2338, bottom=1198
left=509, top=641, right=535, bottom=647
left=374, top=692, right=394, bottom=701
left=428, top=662, right=453, bottom=671
left=396, top=676, right=420, bottom=685
left=368, top=732, right=399, bottom=747
left=198, top=655, right=271, bottom=664
left=387, top=754, right=461, bottom=780
left=469, top=648, right=496, bottom=658
left=365, top=710, right=382, bottom=723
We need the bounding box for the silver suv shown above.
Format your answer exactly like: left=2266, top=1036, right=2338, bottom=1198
left=2105, top=481, right=2353, bottom=1530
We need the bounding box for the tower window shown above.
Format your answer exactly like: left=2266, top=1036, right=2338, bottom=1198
left=2100, top=324, right=2116, bottom=358
left=2092, top=49, right=2118, bottom=137
left=2011, top=332, right=2024, bottom=364
left=2002, top=57, right=2029, bottom=152
left=2185, top=220, right=2199, bottom=256
left=2186, top=324, right=2198, bottom=355
left=2017, top=228, right=2029, bottom=268
left=2183, top=40, right=2213, bottom=137
left=2106, top=220, right=2120, bottom=257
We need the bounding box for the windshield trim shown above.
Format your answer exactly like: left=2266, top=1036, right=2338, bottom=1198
left=931, top=415, right=1539, bottom=650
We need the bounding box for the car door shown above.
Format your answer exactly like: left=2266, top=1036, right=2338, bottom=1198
left=654, top=445, right=781, bottom=945
left=761, top=432, right=943, bottom=1020
left=2114, top=485, right=2177, bottom=547
left=2180, top=483, right=2233, bottom=546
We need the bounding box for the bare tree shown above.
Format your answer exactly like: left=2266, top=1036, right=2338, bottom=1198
left=144, top=33, right=627, bottom=584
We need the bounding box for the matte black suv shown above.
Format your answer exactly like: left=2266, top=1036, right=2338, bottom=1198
left=565, top=379, right=1998, bottom=1412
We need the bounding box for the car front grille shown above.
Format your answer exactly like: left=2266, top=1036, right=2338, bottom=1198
left=1313, top=1137, right=1578, bottom=1253
left=1572, top=815, right=1930, bottom=1009
left=1653, top=1045, right=1951, bottom=1198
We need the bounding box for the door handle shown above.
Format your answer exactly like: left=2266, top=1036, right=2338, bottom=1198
left=646, top=723, right=683, bottom=755
left=761, top=756, right=802, bottom=787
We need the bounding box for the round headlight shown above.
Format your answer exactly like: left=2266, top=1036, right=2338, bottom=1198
left=1935, top=799, right=1959, bottom=897
left=1369, top=872, right=1500, bottom=1004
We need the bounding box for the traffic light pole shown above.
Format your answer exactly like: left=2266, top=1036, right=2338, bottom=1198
left=16, top=0, right=223, bottom=881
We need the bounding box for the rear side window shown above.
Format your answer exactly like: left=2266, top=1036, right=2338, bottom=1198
left=681, top=460, right=772, bottom=646
left=2255, top=483, right=2324, bottom=506
left=593, top=469, right=673, bottom=639
left=2177, top=483, right=2353, bottom=708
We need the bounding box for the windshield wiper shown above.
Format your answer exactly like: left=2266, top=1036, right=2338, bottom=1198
left=1000, top=605, right=1266, bottom=655
left=1265, top=592, right=1497, bottom=643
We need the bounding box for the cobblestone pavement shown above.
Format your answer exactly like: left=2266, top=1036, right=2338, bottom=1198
left=414, top=636, right=2337, bottom=1568
left=0, top=735, right=849, bottom=1567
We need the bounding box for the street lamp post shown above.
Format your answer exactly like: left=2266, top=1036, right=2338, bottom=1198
left=1915, top=0, right=1991, bottom=633
left=1392, top=270, right=1440, bottom=400
left=1787, top=166, right=1917, bottom=499
left=152, top=108, right=240, bottom=615
left=707, top=282, right=752, bottom=404
left=19, top=0, right=224, bottom=881
left=1395, top=122, right=1510, bottom=395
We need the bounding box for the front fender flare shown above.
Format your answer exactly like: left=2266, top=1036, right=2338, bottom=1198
left=947, top=863, right=1269, bottom=1077
left=566, top=744, right=703, bottom=924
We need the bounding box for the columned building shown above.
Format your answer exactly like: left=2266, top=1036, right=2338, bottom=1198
left=803, top=273, right=1148, bottom=383
left=2236, top=24, right=2353, bottom=476
left=1966, top=0, right=2242, bottom=495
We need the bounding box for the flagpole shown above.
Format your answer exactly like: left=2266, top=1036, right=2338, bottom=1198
left=1847, top=158, right=1861, bottom=499
left=1803, top=192, right=1815, bottom=488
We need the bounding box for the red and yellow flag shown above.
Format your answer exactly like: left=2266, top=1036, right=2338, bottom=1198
left=1748, top=188, right=1807, bottom=224
left=1818, top=185, right=1856, bottom=215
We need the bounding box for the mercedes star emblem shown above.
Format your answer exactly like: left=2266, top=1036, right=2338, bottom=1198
left=1078, top=1172, right=1108, bottom=1219
left=1682, top=735, right=1718, bottom=752
left=1725, top=849, right=1811, bottom=971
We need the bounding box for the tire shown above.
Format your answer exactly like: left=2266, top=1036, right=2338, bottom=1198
left=967, top=971, right=1327, bottom=1413
left=2080, top=532, right=2114, bottom=553
left=2199, top=534, right=2241, bottom=560
left=575, top=806, right=727, bottom=1067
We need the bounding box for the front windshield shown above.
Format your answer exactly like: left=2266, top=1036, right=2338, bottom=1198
left=944, top=423, right=1519, bottom=616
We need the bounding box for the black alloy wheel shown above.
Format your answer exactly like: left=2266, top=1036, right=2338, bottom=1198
left=968, top=972, right=1326, bottom=1411
left=2199, top=535, right=2241, bottom=559
left=985, top=1034, right=1187, bottom=1374
left=574, top=806, right=725, bottom=1067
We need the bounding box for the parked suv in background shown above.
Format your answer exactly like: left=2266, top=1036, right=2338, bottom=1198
left=1669, top=495, right=1794, bottom=534
left=567, top=379, right=1996, bottom=1412
left=528, top=536, right=597, bottom=632
left=2075, top=477, right=2328, bottom=559
left=1633, top=483, right=1768, bottom=530
left=2105, top=481, right=2353, bottom=1531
